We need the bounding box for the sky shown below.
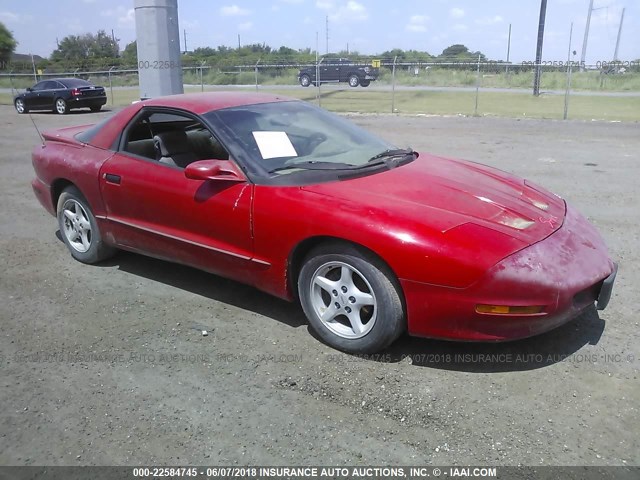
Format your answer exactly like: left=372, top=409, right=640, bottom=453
left=1, top=0, right=638, bottom=64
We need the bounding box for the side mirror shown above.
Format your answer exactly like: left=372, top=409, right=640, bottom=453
left=26, top=87, right=33, bottom=92
left=184, top=159, right=245, bottom=182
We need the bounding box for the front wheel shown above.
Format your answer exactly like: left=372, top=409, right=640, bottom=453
left=360, top=80, right=371, bottom=87
left=15, top=98, right=28, bottom=114
left=299, top=74, right=311, bottom=87
left=57, top=186, right=116, bottom=264
left=55, top=98, right=69, bottom=115
left=348, top=75, right=360, bottom=87
left=298, top=243, right=405, bottom=353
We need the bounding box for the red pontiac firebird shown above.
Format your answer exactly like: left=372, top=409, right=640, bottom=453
left=31, top=92, right=617, bottom=353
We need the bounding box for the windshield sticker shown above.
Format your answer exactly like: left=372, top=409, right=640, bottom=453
left=252, top=131, right=298, bottom=159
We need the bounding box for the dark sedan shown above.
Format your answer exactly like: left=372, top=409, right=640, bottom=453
left=14, top=78, right=107, bottom=115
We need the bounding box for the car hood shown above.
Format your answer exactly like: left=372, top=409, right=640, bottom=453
left=300, top=154, right=566, bottom=245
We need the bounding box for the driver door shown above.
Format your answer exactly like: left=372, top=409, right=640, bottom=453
left=24, top=81, right=47, bottom=109
left=99, top=108, right=257, bottom=285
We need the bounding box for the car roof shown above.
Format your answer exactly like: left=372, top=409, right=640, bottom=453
left=57, top=78, right=92, bottom=85
left=84, top=92, right=299, bottom=149
left=141, top=91, right=296, bottom=115
left=41, top=78, right=89, bottom=82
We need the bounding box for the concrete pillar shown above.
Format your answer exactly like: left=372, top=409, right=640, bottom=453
left=134, top=0, right=183, bottom=99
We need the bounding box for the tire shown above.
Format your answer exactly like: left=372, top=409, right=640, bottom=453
left=54, top=98, right=69, bottom=115
left=15, top=98, right=28, bottom=114
left=298, top=242, right=405, bottom=353
left=360, top=80, right=371, bottom=87
left=90, top=105, right=102, bottom=112
left=299, top=74, right=311, bottom=87
left=348, top=74, right=360, bottom=88
left=57, top=186, right=116, bottom=264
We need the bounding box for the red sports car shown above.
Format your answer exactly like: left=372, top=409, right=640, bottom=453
left=31, top=92, right=617, bottom=353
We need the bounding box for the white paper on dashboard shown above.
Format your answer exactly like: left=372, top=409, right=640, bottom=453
left=252, top=131, right=298, bottom=159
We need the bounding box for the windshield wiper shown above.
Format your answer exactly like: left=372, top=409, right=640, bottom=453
left=366, top=148, right=416, bottom=164
left=268, top=149, right=417, bottom=174
left=268, top=161, right=357, bottom=174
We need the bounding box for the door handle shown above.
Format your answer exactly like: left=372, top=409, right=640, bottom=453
left=104, top=173, right=121, bottom=185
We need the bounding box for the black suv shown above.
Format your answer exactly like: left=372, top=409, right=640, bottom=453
left=298, top=59, right=379, bottom=87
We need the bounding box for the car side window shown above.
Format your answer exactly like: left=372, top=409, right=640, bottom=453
left=32, top=81, right=47, bottom=91
left=121, top=110, right=229, bottom=169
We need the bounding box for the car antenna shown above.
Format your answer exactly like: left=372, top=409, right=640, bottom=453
left=9, top=75, right=44, bottom=145
left=29, top=114, right=45, bottom=146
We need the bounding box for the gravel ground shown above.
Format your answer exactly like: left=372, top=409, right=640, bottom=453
left=0, top=105, right=638, bottom=467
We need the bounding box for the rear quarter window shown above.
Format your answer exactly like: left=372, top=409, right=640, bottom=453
left=75, top=116, right=113, bottom=146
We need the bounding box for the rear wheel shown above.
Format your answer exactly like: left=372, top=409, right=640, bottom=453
left=55, top=98, right=69, bottom=115
left=14, top=98, right=27, bottom=114
left=90, top=105, right=102, bottom=112
left=348, top=74, right=360, bottom=87
left=299, top=74, right=311, bottom=87
left=298, top=243, right=405, bottom=353
left=57, top=186, right=116, bottom=264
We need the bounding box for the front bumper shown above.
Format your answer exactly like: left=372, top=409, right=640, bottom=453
left=403, top=204, right=616, bottom=341
left=596, top=263, right=617, bottom=310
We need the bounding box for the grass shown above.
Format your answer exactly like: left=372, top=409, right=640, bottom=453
left=376, top=68, right=640, bottom=92
left=2, top=85, right=639, bottom=122
left=3, top=66, right=640, bottom=91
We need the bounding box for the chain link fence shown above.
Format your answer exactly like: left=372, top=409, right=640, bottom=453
left=1, top=58, right=639, bottom=121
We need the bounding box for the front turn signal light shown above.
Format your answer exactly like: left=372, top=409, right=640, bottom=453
left=475, top=304, right=545, bottom=315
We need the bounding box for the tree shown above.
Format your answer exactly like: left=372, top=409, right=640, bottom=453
left=121, top=40, right=137, bottom=66
left=51, top=30, right=119, bottom=63
left=441, top=44, right=470, bottom=58
left=277, top=46, right=296, bottom=56
left=0, top=21, right=17, bottom=66
left=378, top=48, right=433, bottom=64
left=440, top=44, right=486, bottom=62
left=193, top=46, right=217, bottom=57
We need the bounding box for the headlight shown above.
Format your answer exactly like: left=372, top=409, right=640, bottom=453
left=495, top=214, right=535, bottom=230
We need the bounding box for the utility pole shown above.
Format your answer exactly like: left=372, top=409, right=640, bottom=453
left=506, top=23, right=512, bottom=74
left=564, top=22, right=574, bottom=120
left=533, top=0, right=548, bottom=96
left=183, top=29, right=187, bottom=53
left=613, top=8, right=625, bottom=61
left=325, top=15, right=329, bottom=54
left=111, top=29, right=118, bottom=55
left=30, top=53, right=37, bottom=82
left=238, top=34, right=241, bottom=50
left=580, top=0, right=595, bottom=69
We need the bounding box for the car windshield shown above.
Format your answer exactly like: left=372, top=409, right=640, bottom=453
left=205, top=101, right=407, bottom=182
